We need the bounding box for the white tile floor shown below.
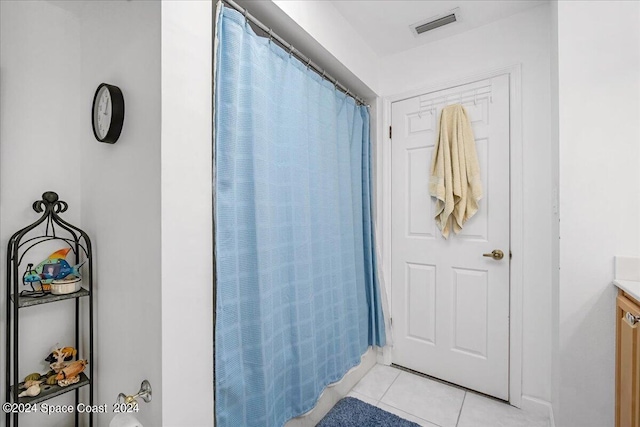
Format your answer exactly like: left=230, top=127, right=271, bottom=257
left=347, top=364, right=550, bottom=427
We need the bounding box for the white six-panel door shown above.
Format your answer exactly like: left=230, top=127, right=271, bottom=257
left=391, top=74, right=510, bottom=400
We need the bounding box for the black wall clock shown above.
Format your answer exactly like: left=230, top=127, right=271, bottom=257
left=92, top=83, right=124, bottom=144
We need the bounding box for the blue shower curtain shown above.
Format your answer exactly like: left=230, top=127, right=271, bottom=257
left=214, top=6, right=385, bottom=427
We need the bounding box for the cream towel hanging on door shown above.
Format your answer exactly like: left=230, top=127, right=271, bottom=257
left=429, top=104, right=483, bottom=238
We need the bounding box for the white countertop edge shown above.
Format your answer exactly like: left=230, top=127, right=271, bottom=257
left=614, top=279, right=640, bottom=303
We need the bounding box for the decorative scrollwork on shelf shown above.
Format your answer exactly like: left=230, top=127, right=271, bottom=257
left=32, top=191, right=69, bottom=215
left=8, top=192, right=92, bottom=299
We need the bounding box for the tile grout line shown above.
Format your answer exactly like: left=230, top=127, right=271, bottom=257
left=360, top=368, right=467, bottom=427
left=374, top=370, right=446, bottom=426
left=455, top=392, right=467, bottom=427
left=380, top=400, right=445, bottom=427
left=376, top=369, right=449, bottom=427
left=377, top=369, right=402, bottom=404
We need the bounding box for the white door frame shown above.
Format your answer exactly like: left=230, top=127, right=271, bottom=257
left=378, top=64, right=523, bottom=408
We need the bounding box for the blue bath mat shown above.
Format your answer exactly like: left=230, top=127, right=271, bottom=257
left=316, top=397, right=420, bottom=427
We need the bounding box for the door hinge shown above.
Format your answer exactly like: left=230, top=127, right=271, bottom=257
left=389, top=126, right=392, bottom=139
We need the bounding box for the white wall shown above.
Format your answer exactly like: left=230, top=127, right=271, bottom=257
left=1, top=2, right=216, bottom=426
left=161, top=2, right=214, bottom=426
left=234, top=0, right=378, bottom=103
left=379, top=4, right=553, bottom=406
left=556, top=2, right=640, bottom=426
left=79, top=1, right=162, bottom=426
left=271, top=0, right=380, bottom=95
left=549, top=1, right=560, bottom=423
left=0, top=2, right=82, bottom=425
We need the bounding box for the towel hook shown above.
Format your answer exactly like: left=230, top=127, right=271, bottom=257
left=345, top=89, right=351, bottom=97
left=321, top=70, right=326, bottom=79
left=306, top=58, right=311, bottom=69
left=288, top=45, right=294, bottom=58
left=243, top=9, right=249, bottom=23
left=334, top=80, right=339, bottom=91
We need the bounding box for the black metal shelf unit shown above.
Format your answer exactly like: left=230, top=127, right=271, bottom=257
left=4, top=192, right=94, bottom=426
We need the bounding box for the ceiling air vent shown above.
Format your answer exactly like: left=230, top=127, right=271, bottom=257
left=411, top=9, right=459, bottom=36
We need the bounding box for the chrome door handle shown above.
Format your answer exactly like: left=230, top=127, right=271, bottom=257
left=483, top=249, right=504, bottom=260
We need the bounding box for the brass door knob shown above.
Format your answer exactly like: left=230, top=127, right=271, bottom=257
left=483, top=249, right=504, bottom=260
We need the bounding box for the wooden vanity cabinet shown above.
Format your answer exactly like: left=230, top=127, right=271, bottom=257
left=617, top=291, right=640, bottom=427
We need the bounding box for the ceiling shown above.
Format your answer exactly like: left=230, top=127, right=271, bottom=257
left=331, top=0, right=547, bottom=58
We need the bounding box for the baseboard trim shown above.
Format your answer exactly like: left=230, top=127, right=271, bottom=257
left=376, top=345, right=392, bottom=365
left=521, top=395, right=554, bottom=426
left=285, top=347, right=377, bottom=427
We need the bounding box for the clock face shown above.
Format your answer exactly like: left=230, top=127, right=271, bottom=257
left=92, top=83, right=124, bottom=144
left=93, top=86, right=112, bottom=139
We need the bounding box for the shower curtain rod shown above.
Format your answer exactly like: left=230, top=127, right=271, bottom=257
left=221, top=0, right=369, bottom=106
